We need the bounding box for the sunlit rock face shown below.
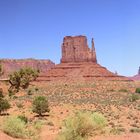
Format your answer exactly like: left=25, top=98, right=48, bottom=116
left=0, top=59, right=55, bottom=78
left=61, top=35, right=97, bottom=63
left=37, top=35, right=129, bottom=82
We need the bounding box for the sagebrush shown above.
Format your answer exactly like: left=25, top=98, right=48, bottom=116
left=56, top=111, right=107, bottom=140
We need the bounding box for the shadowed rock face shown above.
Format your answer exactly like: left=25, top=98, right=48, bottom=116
left=61, top=36, right=97, bottom=63
left=0, top=59, right=55, bottom=78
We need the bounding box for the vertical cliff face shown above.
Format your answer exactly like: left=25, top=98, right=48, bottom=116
left=61, top=36, right=97, bottom=63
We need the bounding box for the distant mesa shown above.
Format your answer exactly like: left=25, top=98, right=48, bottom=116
left=38, top=35, right=129, bottom=82
left=129, top=67, right=140, bottom=81
left=0, top=59, right=55, bottom=78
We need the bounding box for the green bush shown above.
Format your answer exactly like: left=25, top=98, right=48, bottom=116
left=8, top=67, right=39, bottom=93
left=0, top=98, right=10, bottom=114
left=56, top=111, right=107, bottom=140
left=32, top=96, right=50, bottom=116
left=2, top=116, right=27, bottom=138
left=18, top=115, right=28, bottom=124
left=135, top=88, right=140, bottom=93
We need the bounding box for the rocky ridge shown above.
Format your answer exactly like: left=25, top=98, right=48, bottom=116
left=0, top=59, right=55, bottom=78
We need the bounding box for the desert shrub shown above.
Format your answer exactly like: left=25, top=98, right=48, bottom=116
left=130, top=128, right=140, bottom=133
left=47, top=121, right=54, bottom=126
left=33, top=120, right=46, bottom=131
left=110, top=127, right=125, bottom=135
left=129, top=94, right=140, bottom=102
left=27, top=89, right=33, bottom=95
left=0, top=98, right=10, bottom=115
left=135, top=88, right=140, bottom=93
left=35, top=87, right=39, bottom=92
left=16, top=102, right=24, bottom=109
left=2, top=116, right=27, bottom=138
left=8, top=89, right=15, bottom=97
left=119, top=89, right=128, bottom=92
left=56, top=111, right=107, bottom=140
left=108, top=89, right=115, bottom=92
left=32, top=96, right=50, bottom=116
left=26, top=87, right=40, bottom=95
left=8, top=67, right=39, bottom=93
left=0, top=64, right=4, bottom=76
left=18, top=115, right=28, bottom=124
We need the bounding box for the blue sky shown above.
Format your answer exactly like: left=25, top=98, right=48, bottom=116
left=0, top=0, right=140, bottom=76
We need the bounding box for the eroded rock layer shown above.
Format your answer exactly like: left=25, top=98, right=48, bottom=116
left=38, top=36, right=129, bottom=82
left=38, top=62, right=128, bottom=82
left=0, top=59, right=55, bottom=78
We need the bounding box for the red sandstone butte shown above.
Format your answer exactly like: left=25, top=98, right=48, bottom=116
left=38, top=35, right=128, bottom=82
left=0, top=59, right=55, bottom=78
left=61, top=35, right=97, bottom=63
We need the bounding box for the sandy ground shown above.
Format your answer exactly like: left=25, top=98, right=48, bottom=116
left=1, top=81, right=140, bottom=140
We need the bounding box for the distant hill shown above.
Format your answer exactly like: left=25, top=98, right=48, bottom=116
left=0, top=58, right=55, bottom=78
left=129, top=75, right=140, bottom=81
left=129, top=67, right=140, bottom=81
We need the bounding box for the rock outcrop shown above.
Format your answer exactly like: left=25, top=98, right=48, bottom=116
left=38, top=35, right=128, bottom=82
left=61, top=36, right=97, bottom=63
left=129, top=67, right=140, bottom=81
left=0, top=59, right=55, bottom=78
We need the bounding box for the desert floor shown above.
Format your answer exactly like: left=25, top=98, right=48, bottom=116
left=0, top=80, right=140, bottom=140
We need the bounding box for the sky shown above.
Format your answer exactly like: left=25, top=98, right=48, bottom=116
left=0, top=0, right=140, bottom=76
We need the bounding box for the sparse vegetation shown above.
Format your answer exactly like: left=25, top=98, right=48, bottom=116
left=32, top=96, right=50, bottom=116
left=0, top=64, right=4, bottom=76
left=0, top=98, right=10, bottom=115
left=33, top=120, right=46, bottom=131
left=130, top=128, right=140, bottom=133
left=2, top=116, right=27, bottom=138
left=1, top=79, right=140, bottom=139
left=0, top=88, right=4, bottom=98
left=110, top=127, right=125, bottom=135
left=8, top=67, right=39, bottom=93
left=18, top=115, right=28, bottom=124
left=129, top=93, right=140, bottom=102
left=56, top=111, right=107, bottom=140
left=118, top=89, right=128, bottom=92
left=135, top=88, right=140, bottom=93
left=16, top=102, right=24, bottom=109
